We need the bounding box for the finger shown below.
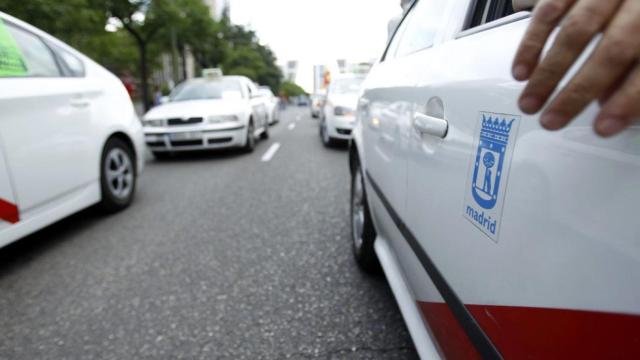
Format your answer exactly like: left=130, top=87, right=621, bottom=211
left=595, top=64, right=640, bottom=137
left=512, top=0, right=576, bottom=81
left=518, top=0, right=623, bottom=114
left=598, top=68, right=629, bottom=105
left=540, top=0, right=640, bottom=131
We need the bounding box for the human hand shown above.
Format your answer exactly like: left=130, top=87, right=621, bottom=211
left=512, top=0, right=640, bottom=137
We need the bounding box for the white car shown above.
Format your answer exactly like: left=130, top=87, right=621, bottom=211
left=143, top=75, right=270, bottom=157
left=0, top=12, right=145, bottom=249
left=319, top=75, right=365, bottom=146
left=258, top=86, right=280, bottom=125
left=310, top=93, right=325, bottom=119
left=351, top=0, right=640, bottom=359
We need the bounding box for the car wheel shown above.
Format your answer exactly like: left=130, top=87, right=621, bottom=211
left=260, top=121, right=270, bottom=140
left=320, top=119, right=334, bottom=147
left=99, top=137, right=136, bottom=213
left=351, top=160, right=379, bottom=273
left=244, top=120, right=256, bottom=152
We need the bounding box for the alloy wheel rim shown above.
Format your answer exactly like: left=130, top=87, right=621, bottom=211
left=105, top=148, right=133, bottom=200
left=351, top=171, right=365, bottom=251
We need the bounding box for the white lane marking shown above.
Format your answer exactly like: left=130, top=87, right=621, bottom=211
left=288, top=123, right=296, bottom=130
left=261, top=142, right=281, bottom=162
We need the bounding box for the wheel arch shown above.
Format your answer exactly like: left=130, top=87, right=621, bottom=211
left=103, top=132, right=138, bottom=175
left=349, top=141, right=359, bottom=176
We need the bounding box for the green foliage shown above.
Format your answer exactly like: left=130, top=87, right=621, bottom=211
left=280, top=81, right=307, bottom=98
left=0, top=0, right=284, bottom=100
left=216, top=18, right=282, bottom=93
left=0, top=0, right=138, bottom=75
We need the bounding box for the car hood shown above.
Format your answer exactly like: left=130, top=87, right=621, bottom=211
left=144, top=99, right=246, bottom=119
left=328, top=93, right=359, bottom=109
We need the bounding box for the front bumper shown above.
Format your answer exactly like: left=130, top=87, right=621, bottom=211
left=327, top=115, right=356, bottom=140
left=144, top=124, right=246, bottom=152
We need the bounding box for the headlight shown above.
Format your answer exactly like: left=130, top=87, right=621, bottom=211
left=208, top=115, right=239, bottom=123
left=334, top=106, right=355, bottom=117
left=143, top=119, right=165, bottom=127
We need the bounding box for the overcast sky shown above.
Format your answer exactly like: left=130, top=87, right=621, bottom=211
left=229, top=0, right=402, bottom=90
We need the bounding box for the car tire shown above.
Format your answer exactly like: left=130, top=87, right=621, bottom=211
left=99, top=137, right=136, bottom=213
left=260, top=121, right=270, bottom=140
left=320, top=119, right=335, bottom=147
left=351, top=160, right=380, bottom=273
left=152, top=152, right=171, bottom=160
left=244, top=120, right=256, bottom=153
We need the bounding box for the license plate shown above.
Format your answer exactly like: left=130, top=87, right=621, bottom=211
left=170, top=132, right=201, bottom=141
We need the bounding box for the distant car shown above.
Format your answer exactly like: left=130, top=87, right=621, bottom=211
left=258, top=86, right=280, bottom=125
left=142, top=74, right=270, bottom=158
left=0, top=12, right=145, bottom=249
left=319, top=75, right=365, bottom=146
left=296, top=95, right=310, bottom=107
left=350, top=0, right=640, bottom=359
left=310, top=93, right=326, bottom=119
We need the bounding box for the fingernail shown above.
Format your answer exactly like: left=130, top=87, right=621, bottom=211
left=513, top=65, right=529, bottom=80
left=596, top=117, right=626, bottom=137
left=540, top=112, right=566, bottom=130
left=519, top=96, right=542, bottom=114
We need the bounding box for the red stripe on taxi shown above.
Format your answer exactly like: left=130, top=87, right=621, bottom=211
left=418, top=301, right=640, bottom=359
left=0, top=198, right=19, bottom=224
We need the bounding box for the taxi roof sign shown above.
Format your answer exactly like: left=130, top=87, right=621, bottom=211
left=203, top=68, right=223, bottom=80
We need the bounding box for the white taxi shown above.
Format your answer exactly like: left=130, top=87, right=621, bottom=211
left=319, top=75, right=365, bottom=146
left=143, top=72, right=270, bottom=158
left=350, top=0, right=640, bottom=359
left=0, top=12, right=145, bottom=249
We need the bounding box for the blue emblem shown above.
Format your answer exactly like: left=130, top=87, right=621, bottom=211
left=471, top=115, right=515, bottom=210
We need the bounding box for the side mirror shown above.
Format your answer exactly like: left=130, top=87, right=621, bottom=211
left=160, top=96, right=170, bottom=104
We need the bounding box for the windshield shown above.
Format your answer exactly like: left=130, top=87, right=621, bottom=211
left=330, top=78, right=365, bottom=94
left=170, top=80, right=244, bottom=102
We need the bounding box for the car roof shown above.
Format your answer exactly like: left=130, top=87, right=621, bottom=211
left=184, top=76, right=248, bottom=84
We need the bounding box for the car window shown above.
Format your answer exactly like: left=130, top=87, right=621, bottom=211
left=329, top=77, right=365, bottom=95
left=4, top=23, right=61, bottom=77
left=466, top=0, right=515, bottom=29
left=170, top=80, right=243, bottom=102
left=384, top=4, right=415, bottom=61
left=394, top=0, right=448, bottom=58
left=55, top=46, right=85, bottom=77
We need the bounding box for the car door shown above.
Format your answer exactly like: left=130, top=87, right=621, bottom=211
left=246, top=82, right=268, bottom=131
left=0, top=137, right=19, bottom=232
left=404, top=1, right=640, bottom=358
left=360, top=1, right=444, bottom=254
left=0, top=19, right=94, bottom=215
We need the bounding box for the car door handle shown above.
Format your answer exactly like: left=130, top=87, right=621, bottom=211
left=413, top=112, right=448, bottom=138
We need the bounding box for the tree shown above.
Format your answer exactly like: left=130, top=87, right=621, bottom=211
left=1, top=0, right=285, bottom=102
left=89, top=0, right=177, bottom=110
left=0, top=0, right=139, bottom=75
left=215, top=18, right=282, bottom=93
left=0, top=0, right=107, bottom=43
left=280, top=81, right=306, bottom=98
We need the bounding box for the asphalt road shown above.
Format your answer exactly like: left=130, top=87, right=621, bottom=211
left=0, top=107, right=418, bottom=360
